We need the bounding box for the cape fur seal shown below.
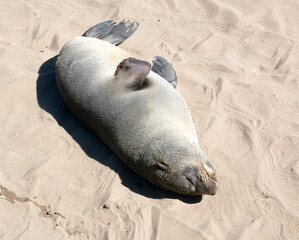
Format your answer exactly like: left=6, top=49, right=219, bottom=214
left=55, top=20, right=217, bottom=195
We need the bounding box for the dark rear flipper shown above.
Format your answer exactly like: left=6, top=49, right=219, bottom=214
left=152, top=56, right=177, bottom=88
left=82, top=20, right=139, bottom=46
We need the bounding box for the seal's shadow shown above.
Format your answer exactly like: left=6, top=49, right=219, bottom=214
left=36, top=56, right=202, bottom=204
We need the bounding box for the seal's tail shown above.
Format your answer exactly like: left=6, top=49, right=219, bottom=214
left=82, top=20, right=139, bottom=46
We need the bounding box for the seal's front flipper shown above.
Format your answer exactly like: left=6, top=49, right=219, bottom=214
left=82, top=20, right=139, bottom=46
left=152, top=56, right=177, bottom=88
left=115, top=58, right=151, bottom=90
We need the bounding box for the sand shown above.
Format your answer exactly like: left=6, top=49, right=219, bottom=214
left=0, top=0, right=298, bottom=239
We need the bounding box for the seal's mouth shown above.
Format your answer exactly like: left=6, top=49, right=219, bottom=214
left=184, top=166, right=217, bottom=195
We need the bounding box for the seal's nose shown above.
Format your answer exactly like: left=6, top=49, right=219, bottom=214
left=184, top=166, right=217, bottom=195
left=185, top=174, right=198, bottom=192
left=206, top=185, right=217, bottom=195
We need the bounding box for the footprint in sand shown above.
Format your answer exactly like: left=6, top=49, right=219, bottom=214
left=218, top=8, right=239, bottom=33
left=259, top=10, right=281, bottom=32
left=256, top=136, right=299, bottom=218
left=162, top=0, right=178, bottom=12
left=0, top=40, right=10, bottom=56
left=49, top=34, right=60, bottom=50
left=199, top=0, right=220, bottom=18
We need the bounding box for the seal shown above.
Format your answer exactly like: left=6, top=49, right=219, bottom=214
left=55, top=20, right=217, bottom=195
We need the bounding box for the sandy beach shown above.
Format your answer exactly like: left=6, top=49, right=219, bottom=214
left=0, top=0, right=298, bottom=239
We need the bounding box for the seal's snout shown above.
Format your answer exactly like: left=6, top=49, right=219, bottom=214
left=184, top=166, right=217, bottom=195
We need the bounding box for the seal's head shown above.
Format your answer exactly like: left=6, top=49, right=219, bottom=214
left=147, top=136, right=217, bottom=196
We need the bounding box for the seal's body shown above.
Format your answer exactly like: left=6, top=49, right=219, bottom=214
left=56, top=21, right=217, bottom=195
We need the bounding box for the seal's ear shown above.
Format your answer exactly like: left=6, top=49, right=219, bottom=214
left=115, top=58, right=151, bottom=90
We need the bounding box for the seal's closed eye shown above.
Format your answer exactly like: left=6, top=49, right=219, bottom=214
left=115, top=58, right=151, bottom=90
left=157, top=161, right=171, bottom=173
